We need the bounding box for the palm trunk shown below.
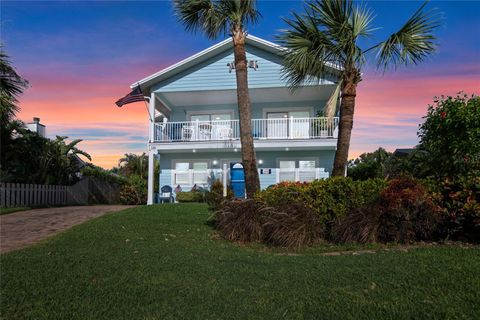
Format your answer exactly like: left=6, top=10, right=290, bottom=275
left=232, top=28, right=260, bottom=198
left=332, top=73, right=358, bottom=177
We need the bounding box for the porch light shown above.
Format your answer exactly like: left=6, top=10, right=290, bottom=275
left=258, top=159, right=263, bottom=165
left=212, top=160, right=218, bottom=166
left=285, top=147, right=289, bottom=151
left=234, top=148, right=238, bottom=152
left=193, top=149, right=196, bottom=153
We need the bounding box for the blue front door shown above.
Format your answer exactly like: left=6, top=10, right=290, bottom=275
left=230, top=162, right=245, bottom=198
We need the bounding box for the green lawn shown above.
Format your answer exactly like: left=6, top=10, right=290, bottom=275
left=1, top=204, right=479, bottom=320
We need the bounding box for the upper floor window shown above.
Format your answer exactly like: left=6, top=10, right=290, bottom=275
left=190, top=113, right=232, bottom=122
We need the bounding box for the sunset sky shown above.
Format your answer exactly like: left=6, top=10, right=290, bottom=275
left=3, top=0, right=479, bottom=168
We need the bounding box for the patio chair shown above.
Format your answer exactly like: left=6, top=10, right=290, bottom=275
left=158, top=185, right=174, bottom=203
left=182, top=126, right=194, bottom=141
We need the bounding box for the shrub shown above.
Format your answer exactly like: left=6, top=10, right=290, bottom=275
left=211, top=199, right=274, bottom=243
left=176, top=191, right=204, bottom=203
left=257, top=177, right=387, bottom=238
left=333, top=176, right=442, bottom=244
left=262, top=202, right=323, bottom=249
left=205, top=180, right=233, bottom=211
left=429, top=174, right=480, bottom=242
left=418, top=93, right=480, bottom=179
left=119, top=174, right=147, bottom=205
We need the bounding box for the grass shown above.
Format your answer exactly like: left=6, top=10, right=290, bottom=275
left=0, top=207, right=31, bottom=215
left=1, top=204, right=479, bottom=320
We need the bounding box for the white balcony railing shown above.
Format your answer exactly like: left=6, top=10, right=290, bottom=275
left=154, top=117, right=338, bottom=142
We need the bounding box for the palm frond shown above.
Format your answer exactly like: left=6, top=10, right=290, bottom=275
left=0, top=46, right=29, bottom=125
left=277, top=10, right=343, bottom=88
left=173, top=0, right=260, bottom=39
left=376, top=2, right=441, bottom=70
left=324, top=80, right=342, bottom=119
left=220, top=0, right=261, bottom=29
left=173, top=0, right=227, bottom=39
left=71, top=148, right=92, bottom=161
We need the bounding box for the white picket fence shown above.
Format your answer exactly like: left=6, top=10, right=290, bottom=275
left=0, top=183, right=71, bottom=208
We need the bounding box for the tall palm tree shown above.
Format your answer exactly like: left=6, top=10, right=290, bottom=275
left=278, top=0, right=440, bottom=176
left=173, top=0, right=261, bottom=198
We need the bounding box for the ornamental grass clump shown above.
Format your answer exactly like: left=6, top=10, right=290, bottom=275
left=211, top=199, right=274, bottom=243
left=262, top=202, right=323, bottom=249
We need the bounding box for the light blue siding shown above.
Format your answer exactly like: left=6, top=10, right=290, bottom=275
left=153, top=44, right=336, bottom=93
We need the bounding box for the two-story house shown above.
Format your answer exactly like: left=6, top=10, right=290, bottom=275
left=130, top=35, right=340, bottom=204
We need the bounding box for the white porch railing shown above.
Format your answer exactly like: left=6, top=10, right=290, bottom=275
left=169, top=168, right=330, bottom=187
left=154, top=117, right=338, bottom=142
left=277, top=168, right=330, bottom=183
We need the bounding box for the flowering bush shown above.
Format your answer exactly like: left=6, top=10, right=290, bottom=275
left=418, top=93, right=480, bottom=179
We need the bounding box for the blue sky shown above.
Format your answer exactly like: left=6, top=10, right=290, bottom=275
left=3, top=0, right=479, bottom=167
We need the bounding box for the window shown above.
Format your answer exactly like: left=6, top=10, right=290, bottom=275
left=190, top=113, right=232, bottom=121
left=175, top=162, right=189, bottom=171
left=279, top=160, right=296, bottom=182
left=278, top=159, right=318, bottom=183
left=173, top=161, right=210, bottom=186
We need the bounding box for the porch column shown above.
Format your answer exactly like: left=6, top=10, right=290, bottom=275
left=147, top=148, right=155, bottom=205
left=148, top=92, right=155, bottom=143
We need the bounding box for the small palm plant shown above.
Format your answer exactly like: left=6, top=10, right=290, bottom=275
left=278, top=0, right=441, bottom=176
left=173, top=0, right=261, bottom=198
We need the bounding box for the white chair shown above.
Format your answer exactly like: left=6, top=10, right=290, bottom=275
left=216, top=126, right=233, bottom=140
left=182, top=126, right=194, bottom=141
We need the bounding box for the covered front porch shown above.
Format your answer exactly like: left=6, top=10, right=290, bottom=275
left=146, top=148, right=335, bottom=204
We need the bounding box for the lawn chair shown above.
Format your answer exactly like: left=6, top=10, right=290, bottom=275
left=158, top=185, right=174, bottom=203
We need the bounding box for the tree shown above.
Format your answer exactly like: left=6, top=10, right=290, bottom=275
left=418, top=93, right=480, bottom=179
left=173, top=0, right=261, bottom=198
left=118, top=153, right=148, bottom=178
left=278, top=0, right=440, bottom=176
left=0, top=46, right=29, bottom=127
left=347, top=147, right=391, bottom=180
left=0, top=46, right=29, bottom=163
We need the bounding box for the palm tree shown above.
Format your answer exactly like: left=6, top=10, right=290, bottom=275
left=41, top=136, right=92, bottom=185
left=0, top=46, right=29, bottom=129
left=119, top=153, right=148, bottom=178
left=278, top=0, right=440, bottom=176
left=173, top=0, right=261, bottom=198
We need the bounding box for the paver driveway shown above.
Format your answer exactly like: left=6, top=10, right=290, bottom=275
left=0, top=205, right=135, bottom=253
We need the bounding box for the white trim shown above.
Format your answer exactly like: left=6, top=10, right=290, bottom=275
left=152, top=139, right=337, bottom=152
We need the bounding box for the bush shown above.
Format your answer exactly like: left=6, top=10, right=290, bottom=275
left=119, top=174, right=147, bottom=205
left=176, top=191, right=204, bottom=203
left=333, top=176, right=442, bottom=244
left=211, top=199, right=273, bottom=243
left=257, top=177, right=387, bottom=238
left=205, top=180, right=233, bottom=211
left=429, top=174, right=480, bottom=242
left=262, top=202, right=323, bottom=249
left=81, top=165, right=127, bottom=184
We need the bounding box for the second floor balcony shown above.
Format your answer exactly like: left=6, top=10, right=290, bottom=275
left=153, top=117, right=339, bottom=143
